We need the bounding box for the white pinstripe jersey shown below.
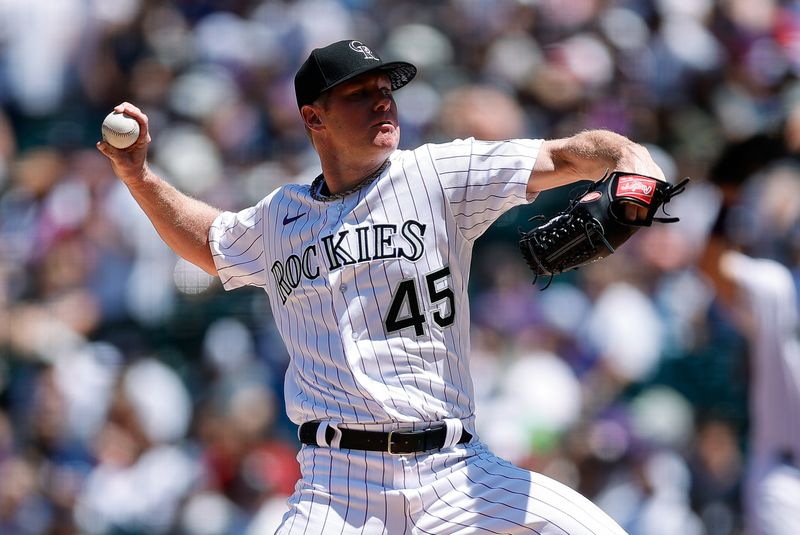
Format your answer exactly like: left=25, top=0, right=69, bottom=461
left=209, top=138, right=542, bottom=426
left=725, top=252, right=800, bottom=461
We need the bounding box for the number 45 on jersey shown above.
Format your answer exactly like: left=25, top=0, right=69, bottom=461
left=384, top=266, right=455, bottom=336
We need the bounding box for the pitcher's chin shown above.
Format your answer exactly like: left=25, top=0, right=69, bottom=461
left=373, top=129, right=399, bottom=150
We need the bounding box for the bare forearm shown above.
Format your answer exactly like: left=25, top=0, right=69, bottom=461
left=531, top=130, right=665, bottom=192
left=96, top=103, right=221, bottom=275
left=127, top=165, right=221, bottom=275
left=550, top=130, right=627, bottom=177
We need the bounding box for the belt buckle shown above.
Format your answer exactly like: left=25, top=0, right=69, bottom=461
left=387, top=429, right=405, bottom=455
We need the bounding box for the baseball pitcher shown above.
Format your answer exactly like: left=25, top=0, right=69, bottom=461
left=98, top=39, right=675, bottom=534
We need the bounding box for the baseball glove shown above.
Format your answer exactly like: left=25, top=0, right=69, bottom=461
left=519, top=171, right=689, bottom=287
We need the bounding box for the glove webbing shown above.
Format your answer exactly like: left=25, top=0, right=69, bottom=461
left=520, top=176, right=690, bottom=289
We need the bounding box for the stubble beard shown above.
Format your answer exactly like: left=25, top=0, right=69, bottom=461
left=373, top=127, right=399, bottom=152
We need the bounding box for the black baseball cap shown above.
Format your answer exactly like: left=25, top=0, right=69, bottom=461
left=294, top=40, right=417, bottom=108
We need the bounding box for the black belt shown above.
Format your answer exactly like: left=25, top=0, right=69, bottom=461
left=299, top=422, right=472, bottom=455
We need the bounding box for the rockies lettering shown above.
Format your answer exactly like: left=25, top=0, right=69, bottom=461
left=272, top=220, right=426, bottom=304
left=209, top=137, right=541, bottom=425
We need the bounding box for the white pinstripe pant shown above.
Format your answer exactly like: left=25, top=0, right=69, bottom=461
left=274, top=441, right=628, bottom=535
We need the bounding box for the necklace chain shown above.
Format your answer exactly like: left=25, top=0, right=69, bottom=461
left=310, top=159, right=390, bottom=202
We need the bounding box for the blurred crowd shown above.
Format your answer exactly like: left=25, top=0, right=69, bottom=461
left=1, top=0, right=800, bottom=534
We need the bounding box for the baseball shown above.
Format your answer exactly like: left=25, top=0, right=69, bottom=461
left=101, top=111, right=140, bottom=149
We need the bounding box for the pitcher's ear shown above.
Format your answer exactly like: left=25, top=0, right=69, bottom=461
left=301, top=105, right=323, bottom=130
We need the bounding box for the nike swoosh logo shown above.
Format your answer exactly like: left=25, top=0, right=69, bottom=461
left=283, top=212, right=307, bottom=225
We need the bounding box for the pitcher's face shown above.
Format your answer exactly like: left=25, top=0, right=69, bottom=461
left=314, top=72, right=400, bottom=155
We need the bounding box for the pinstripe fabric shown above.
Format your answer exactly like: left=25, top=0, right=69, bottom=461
left=207, top=137, right=631, bottom=533
left=275, top=442, right=628, bottom=535
left=209, top=138, right=541, bottom=427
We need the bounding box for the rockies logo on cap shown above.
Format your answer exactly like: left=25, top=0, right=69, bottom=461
left=349, top=41, right=379, bottom=61
left=294, top=39, right=417, bottom=108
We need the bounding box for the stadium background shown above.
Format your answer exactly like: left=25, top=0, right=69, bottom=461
left=1, top=0, right=799, bottom=533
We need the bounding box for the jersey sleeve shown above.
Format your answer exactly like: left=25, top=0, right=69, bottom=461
left=427, top=137, right=541, bottom=241
left=209, top=199, right=269, bottom=290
